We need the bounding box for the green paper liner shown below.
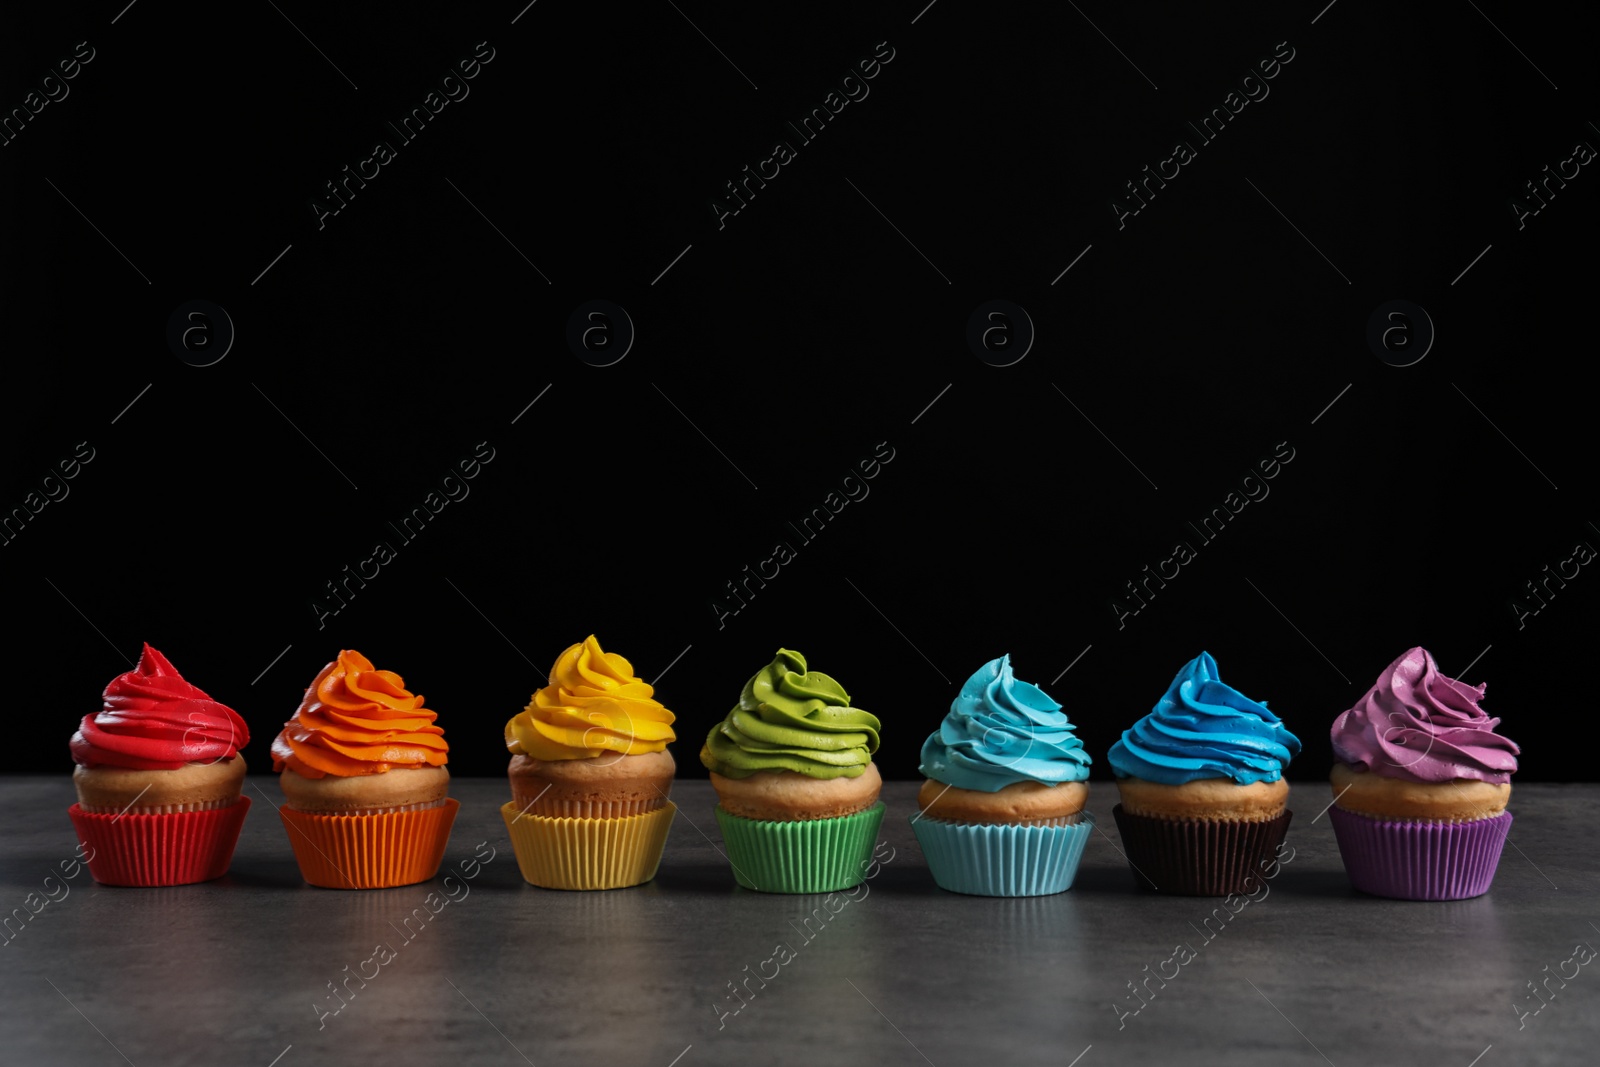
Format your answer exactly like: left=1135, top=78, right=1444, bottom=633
left=500, top=801, right=676, bottom=890
left=1111, top=804, right=1292, bottom=896
left=714, top=803, right=885, bottom=893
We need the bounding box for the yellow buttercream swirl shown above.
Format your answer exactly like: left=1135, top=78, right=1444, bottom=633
left=505, top=635, right=676, bottom=760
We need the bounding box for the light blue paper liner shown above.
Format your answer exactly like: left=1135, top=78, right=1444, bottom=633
left=910, top=813, right=1094, bottom=897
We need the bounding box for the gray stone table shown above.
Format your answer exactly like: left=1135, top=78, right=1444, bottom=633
left=3, top=779, right=1596, bottom=1066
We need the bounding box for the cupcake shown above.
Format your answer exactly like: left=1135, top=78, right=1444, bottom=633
left=702, top=648, right=884, bottom=893
left=271, top=650, right=456, bottom=889
left=912, top=654, right=1094, bottom=896
left=500, top=635, right=677, bottom=890
left=68, top=644, right=253, bottom=886
left=1327, top=647, right=1519, bottom=900
left=1108, top=651, right=1301, bottom=895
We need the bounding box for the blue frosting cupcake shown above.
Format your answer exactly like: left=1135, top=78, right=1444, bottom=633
left=910, top=655, right=1094, bottom=897
left=1108, top=652, right=1301, bottom=896
left=1108, top=650, right=1301, bottom=786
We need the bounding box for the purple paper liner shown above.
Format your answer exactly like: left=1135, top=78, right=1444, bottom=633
left=1328, top=806, right=1510, bottom=901
left=1111, top=805, right=1292, bottom=896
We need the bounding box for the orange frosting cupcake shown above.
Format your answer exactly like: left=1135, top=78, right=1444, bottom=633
left=271, top=649, right=448, bottom=778
left=271, top=650, right=456, bottom=889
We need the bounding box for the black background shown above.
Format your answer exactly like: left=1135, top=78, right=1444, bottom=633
left=3, top=2, right=1594, bottom=780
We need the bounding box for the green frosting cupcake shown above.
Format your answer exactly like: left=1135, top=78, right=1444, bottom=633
left=700, top=649, right=881, bottom=779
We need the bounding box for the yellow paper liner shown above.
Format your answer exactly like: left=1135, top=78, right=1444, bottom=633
left=500, top=801, right=676, bottom=890
left=507, top=788, right=666, bottom=820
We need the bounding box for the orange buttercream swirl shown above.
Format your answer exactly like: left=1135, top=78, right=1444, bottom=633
left=271, top=650, right=448, bottom=778
left=504, top=635, right=676, bottom=760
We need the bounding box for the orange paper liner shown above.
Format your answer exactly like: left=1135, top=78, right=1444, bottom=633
left=68, top=797, right=250, bottom=887
left=279, top=798, right=458, bottom=889
left=500, top=801, right=676, bottom=890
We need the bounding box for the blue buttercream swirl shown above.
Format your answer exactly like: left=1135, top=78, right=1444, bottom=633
left=1107, top=651, right=1300, bottom=785
left=919, top=655, right=1091, bottom=791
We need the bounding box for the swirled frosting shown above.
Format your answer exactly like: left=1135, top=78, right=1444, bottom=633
left=70, top=644, right=249, bottom=769
left=271, top=650, right=448, bottom=778
left=1330, top=646, right=1518, bottom=784
left=919, top=655, right=1091, bottom=791
left=504, top=635, right=675, bottom=760
left=700, top=649, right=880, bottom=780
left=1108, top=651, right=1300, bottom=785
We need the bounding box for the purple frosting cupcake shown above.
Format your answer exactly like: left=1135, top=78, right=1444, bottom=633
left=1326, top=647, right=1519, bottom=900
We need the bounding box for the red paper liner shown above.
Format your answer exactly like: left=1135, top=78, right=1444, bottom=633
left=68, top=797, right=251, bottom=887
left=279, top=798, right=458, bottom=889
left=1329, top=806, right=1510, bottom=900
left=1111, top=804, right=1292, bottom=896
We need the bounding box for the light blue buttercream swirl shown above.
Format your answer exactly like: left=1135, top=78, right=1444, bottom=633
left=1107, top=651, right=1300, bottom=785
left=919, top=655, right=1091, bottom=791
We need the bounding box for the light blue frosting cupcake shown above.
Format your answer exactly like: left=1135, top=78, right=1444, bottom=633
left=1107, top=651, right=1301, bottom=785
left=919, top=654, right=1092, bottom=791
left=912, top=655, right=1094, bottom=897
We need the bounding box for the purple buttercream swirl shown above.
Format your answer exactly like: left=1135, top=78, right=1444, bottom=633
left=1330, top=647, right=1518, bottom=784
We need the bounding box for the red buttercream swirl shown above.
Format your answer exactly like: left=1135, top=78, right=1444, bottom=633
left=70, top=644, right=250, bottom=769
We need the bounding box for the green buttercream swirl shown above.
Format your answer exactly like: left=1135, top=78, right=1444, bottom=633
left=700, top=649, right=881, bottom=779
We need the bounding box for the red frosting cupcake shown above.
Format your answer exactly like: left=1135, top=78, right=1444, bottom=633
left=68, top=644, right=253, bottom=886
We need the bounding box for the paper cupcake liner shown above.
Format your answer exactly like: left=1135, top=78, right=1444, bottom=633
left=1111, top=804, right=1292, bottom=896
left=500, top=801, right=676, bottom=890
left=910, top=813, right=1094, bottom=897
left=77, top=796, right=240, bottom=815
left=279, top=798, right=458, bottom=889
left=714, top=803, right=885, bottom=894
left=68, top=797, right=251, bottom=887
left=508, top=791, right=667, bottom=820
left=1329, top=806, right=1510, bottom=900
left=319, top=798, right=449, bottom=817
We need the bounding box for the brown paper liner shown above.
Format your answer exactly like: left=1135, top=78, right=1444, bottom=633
left=1111, top=804, right=1292, bottom=896
left=279, top=798, right=458, bottom=889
